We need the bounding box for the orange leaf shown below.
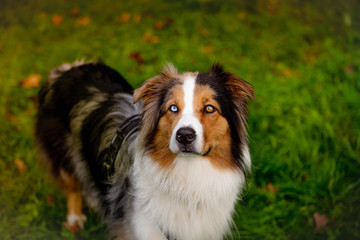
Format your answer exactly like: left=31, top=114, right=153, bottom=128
left=313, top=212, right=329, bottom=231
left=143, top=32, right=152, bottom=42
left=119, top=12, right=131, bottom=23
left=5, top=110, right=16, bottom=122
left=14, top=158, right=27, bottom=173
left=154, top=21, right=164, bottom=30
left=201, top=45, right=216, bottom=56
left=237, top=11, right=247, bottom=20
left=281, top=68, right=292, bottom=77
left=38, top=11, right=46, bottom=18
left=52, top=14, right=63, bottom=25
left=143, top=32, right=160, bottom=44
left=20, top=74, right=42, bottom=88
left=266, top=182, right=279, bottom=193
left=70, top=8, right=80, bottom=17
left=150, top=35, right=159, bottom=44
left=76, top=17, right=90, bottom=25
left=345, top=65, right=354, bottom=75
left=199, top=27, right=210, bottom=37
left=133, top=14, right=142, bottom=23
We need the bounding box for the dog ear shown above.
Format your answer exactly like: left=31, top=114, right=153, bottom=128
left=133, top=63, right=178, bottom=104
left=133, top=75, right=162, bottom=104
left=226, top=74, right=254, bottom=102
left=209, top=63, right=254, bottom=102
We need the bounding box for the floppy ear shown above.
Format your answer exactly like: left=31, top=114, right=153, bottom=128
left=133, top=63, right=178, bottom=104
left=226, top=74, right=254, bottom=102
left=133, top=75, right=162, bottom=104
left=209, top=63, right=254, bottom=102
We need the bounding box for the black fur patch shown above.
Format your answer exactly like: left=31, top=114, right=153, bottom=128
left=196, top=65, right=248, bottom=173
left=36, top=62, right=133, bottom=182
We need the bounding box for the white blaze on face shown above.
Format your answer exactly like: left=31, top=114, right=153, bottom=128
left=169, top=76, right=204, bottom=155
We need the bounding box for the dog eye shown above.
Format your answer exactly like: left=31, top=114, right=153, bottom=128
left=204, top=105, right=216, bottom=114
left=169, top=105, right=179, bottom=113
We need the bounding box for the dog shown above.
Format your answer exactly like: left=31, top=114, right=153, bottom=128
left=35, top=61, right=254, bottom=240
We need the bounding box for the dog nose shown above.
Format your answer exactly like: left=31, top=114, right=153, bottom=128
left=176, top=127, right=196, bottom=145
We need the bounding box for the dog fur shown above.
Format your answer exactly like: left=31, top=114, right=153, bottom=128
left=35, top=61, right=254, bottom=240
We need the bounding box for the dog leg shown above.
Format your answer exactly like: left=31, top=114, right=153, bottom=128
left=60, top=170, right=87, bottom=233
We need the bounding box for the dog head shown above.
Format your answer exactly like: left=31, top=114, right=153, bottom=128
left=134, top=63, right=253, bottom=172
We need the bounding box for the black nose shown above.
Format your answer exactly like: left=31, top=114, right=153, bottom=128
left=176, top=127, right=196, bottom=145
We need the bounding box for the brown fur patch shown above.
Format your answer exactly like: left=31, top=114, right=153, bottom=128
left=193, top=85, right=234, bottom=169
left=59, top=170, right=84, bottom=233
left=133, top=64, right=180, bottom=154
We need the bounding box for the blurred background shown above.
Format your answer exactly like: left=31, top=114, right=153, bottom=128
left=0, top=0, right=359, bottom=239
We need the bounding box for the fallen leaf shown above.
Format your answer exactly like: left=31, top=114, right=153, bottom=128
left=119, top=12, right=131, bottom=23
left=52, top=14, right=63, bottom=25
left=129, top=52, right=145, bottom=65
left=20, top=74, right=42, bottom=88
left=154, top=20, right=164, bottom=30
left=133, top=14, right=142, bottom=23
left=266, top=182, right=279, bottom=193
left=237, top=11, right=247, bottom=20
left=313, top=212, right=328, bottom=231
left=70, top=8, right=80, bottom=17
left=5, top=110, right=16, bottom=122
left=14, top=158, right=27, bottom=173
left=281, top=68, right=292, bottom=77
left=38, top=11, right=46, bottom=18
left=150, top=35, right=159, bottom=43
left=165, top=17, right=175, bottom=25
left=201, top=45, right=216, bottom=56
left=199, top=27, right=210, bottom=37
left=143, top=32, right=159, bottom=44
left=266, top=0, right=279, bottom=14
left=46, top=196, right=55, bottom=204
left=76, top=17, right=90, bottom=25
left=345, top=65, right=354, bottom=75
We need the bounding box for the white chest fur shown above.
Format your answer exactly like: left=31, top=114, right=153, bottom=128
left=132, top=154, right=245, bottom=240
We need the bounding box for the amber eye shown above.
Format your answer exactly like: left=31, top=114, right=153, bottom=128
left=204, top=105, right=216, bottom=114
left=169, top=104, right=179, bottom=113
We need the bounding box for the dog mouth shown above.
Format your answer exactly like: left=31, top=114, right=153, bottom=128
left=177, top=146, right=212, bottom=157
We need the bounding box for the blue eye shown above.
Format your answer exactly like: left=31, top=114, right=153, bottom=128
left=169, top=105, right=178, bottom=113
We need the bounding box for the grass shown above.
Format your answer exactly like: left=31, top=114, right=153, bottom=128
left=1, top=0, right=359, bottom=239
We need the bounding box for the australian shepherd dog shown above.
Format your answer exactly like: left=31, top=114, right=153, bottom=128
left=35, top=61, right=254, bottom=240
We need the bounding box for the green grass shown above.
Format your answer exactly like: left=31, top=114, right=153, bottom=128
left=1, top=0, right=359, bottom=239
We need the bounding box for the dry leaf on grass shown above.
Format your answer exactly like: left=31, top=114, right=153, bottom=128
left=46, top=196, right=55, bottom=204
left=14, top=158, right=27, bottom=173
left=154, top=21, right=164, bottom=30
left=143, top=32, right=160, bottom=44
left=5, top=110, right=16, bottom=122
left=313, top=212, right=329, bottom=231
left=129, top=52, right=145, bottom=65
left=70, top=8, right=80, bottom=17
left=76, top=17, right=90, bottom=25
left=133, top=14, right=142, bottom=23
left=52, top=14, right=63, bottom=25
left=20, top=74, right=42, bottom=89
left=266, top=182, right=279, bottom=193
left=119, top=12, right=131, bottom=23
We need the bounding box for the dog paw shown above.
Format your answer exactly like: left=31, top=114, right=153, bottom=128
left=64, top=213, right=87, bottom=233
